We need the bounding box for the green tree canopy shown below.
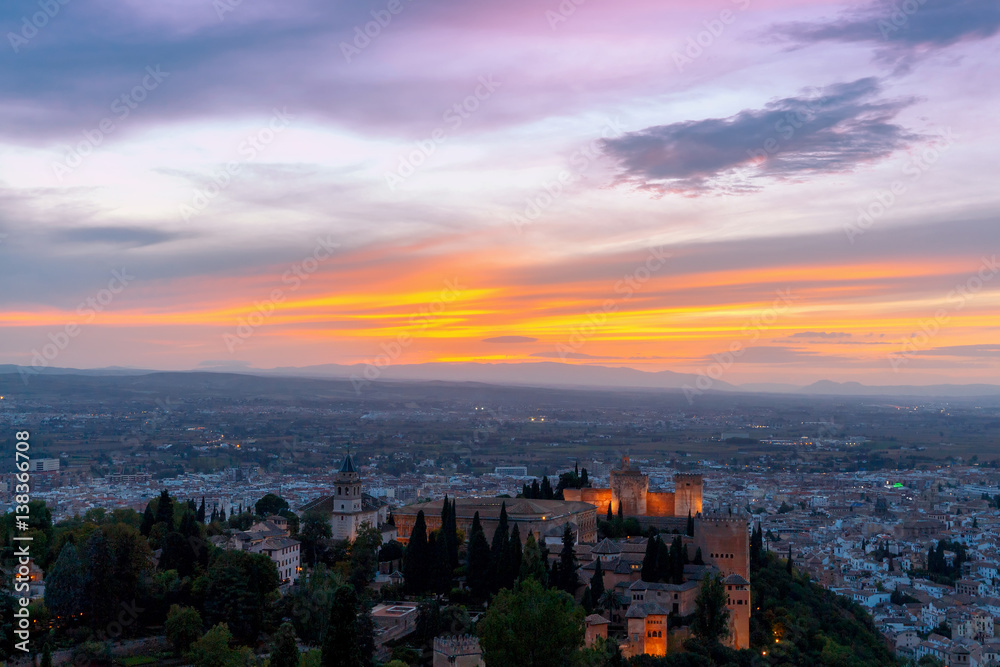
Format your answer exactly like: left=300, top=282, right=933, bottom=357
left=477, top=578, right=584, bottom=667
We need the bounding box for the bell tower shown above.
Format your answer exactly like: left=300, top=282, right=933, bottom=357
left=334, top=453, right=362, bottom=514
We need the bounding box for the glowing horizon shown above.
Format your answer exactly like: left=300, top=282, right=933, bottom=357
left=1, top=0, right=998, bottom=385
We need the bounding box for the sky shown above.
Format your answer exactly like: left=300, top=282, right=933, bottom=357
left=1, top=0, right=999, bottom=386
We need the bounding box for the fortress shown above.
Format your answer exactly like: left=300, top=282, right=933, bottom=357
left=562, top=456, right=703, bottom=519
left=567, top=457, right=750, bottom=652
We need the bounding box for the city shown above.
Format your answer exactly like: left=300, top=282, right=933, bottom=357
left=2, top=371, right=1000, bottom=664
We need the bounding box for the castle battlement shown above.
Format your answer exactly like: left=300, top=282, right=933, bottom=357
left=696, top=512, right=749, bottom=525
left=434, top=634, right=482, bottom=656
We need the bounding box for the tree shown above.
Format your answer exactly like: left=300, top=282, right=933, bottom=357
left=693, top=547, right=705, bottom=565
left=477, top=578, right=584, bottom=667
left=140, top=504, right=155, bottom=536
left=686, top=510, right=695, bottom=537
left=489, top=503, right=510, bottom=594
left=321, top=587, right=365, bottom=667
left=349, top=522, right=383, bottom=592
left=641, top=536, right=658, bottom=582
left=509, top=523, right=523, bottom=582
left=441, top=496, right=459, bottom=575
left=558, top=524, right=578, bottom=594
left=786, top=545, right=794, bottom=574
left=187, top=623, right=253, bottom=667
left=269, top=622, right=300, bottom=667
left=590, top=557, right=605, bottom=601
left=520, top=532, right=547, bottom=584
left=256, top=493, right=290, bottom=517
left=155, top=489, right=174, bottom=527
left=691, top=574, right=730, bottom=645
left=300, top=510, right=332, bottom=566
left=165, top=605, right=203, bottom=657
left=404, top=510, right=430, bottom=594
left=197, top=497, right=206, bottom=523
left=467, top=512, right=491, bottom=598
left=750, top=523, right=763, bottom=571
left=203, top=549, right=279, bottom=645
left=45, top=542, right=85, bottom=621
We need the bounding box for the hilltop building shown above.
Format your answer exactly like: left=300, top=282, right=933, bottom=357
left=562, top=456, right=703, bottom=519
left=300, top=453, right=391, bottom=541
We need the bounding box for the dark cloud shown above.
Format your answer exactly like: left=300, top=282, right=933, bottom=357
left=602, top=78, right=918, bottom=195
left=776, top=0, right=1000, bottom=65
left=530, top=350, right=607, bottom=360
left=913, top=344, right=1000, bottom=357
left=482, top=335, right=538, bottom=343
left=789, top=331, right=853, bottom=339
left=54, top=226, right=189, bottom=247
left=700, top=346, right=852, bottom=364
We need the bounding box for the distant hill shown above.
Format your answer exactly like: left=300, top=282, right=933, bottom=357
left=2, top=362, right=999, bottom=398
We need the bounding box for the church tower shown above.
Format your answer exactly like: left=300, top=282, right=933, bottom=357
left=332, top=453, right=363, bottom=539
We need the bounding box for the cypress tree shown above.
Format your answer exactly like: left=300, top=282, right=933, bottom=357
left=155, top=489, right=174, bottom=527
left=606, top=503, right=613, bottom=522
left=656, top=537, right=672, bottom=583
left=197, top=497, right=206, bottom=523
left=467, top=512, right=491, bottom=599
left=321, top=586, right=362, bottom=667
left=670, top=536, right=685, bottom=584
left=558, top=524, right=578, bottom=594
left=786, top=545, right=794, bottom=574
left=580, top=468, right=589, bottom=486
left=404, top=510, right=429, bottom=593
left=641, top=536, right=658, bottom=582
left=509, top=524, right=523, bottom=581
left=540, top=476, right=553, bottom=499
left=686, top=510, right=695, bottom=537
left=444, top=498, right=459, bottom=573
left=489, top=503, right=510, bottom=593
left=591, top=557, right=605, bottom=601
left=140, top=504, right=155, bottom=536
left=617, top=502, right=624, bottom=521
left=531, top=479, right=541, bottom=498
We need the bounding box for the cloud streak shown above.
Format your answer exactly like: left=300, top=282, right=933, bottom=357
left=602, top=78, right=918, bottom=195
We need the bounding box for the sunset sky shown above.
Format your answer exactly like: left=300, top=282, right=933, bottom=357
left=1, top=0, right=998, bottom=385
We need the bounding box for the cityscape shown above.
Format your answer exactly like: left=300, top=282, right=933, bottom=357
left=2, top=0, right=1000, bottom=664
